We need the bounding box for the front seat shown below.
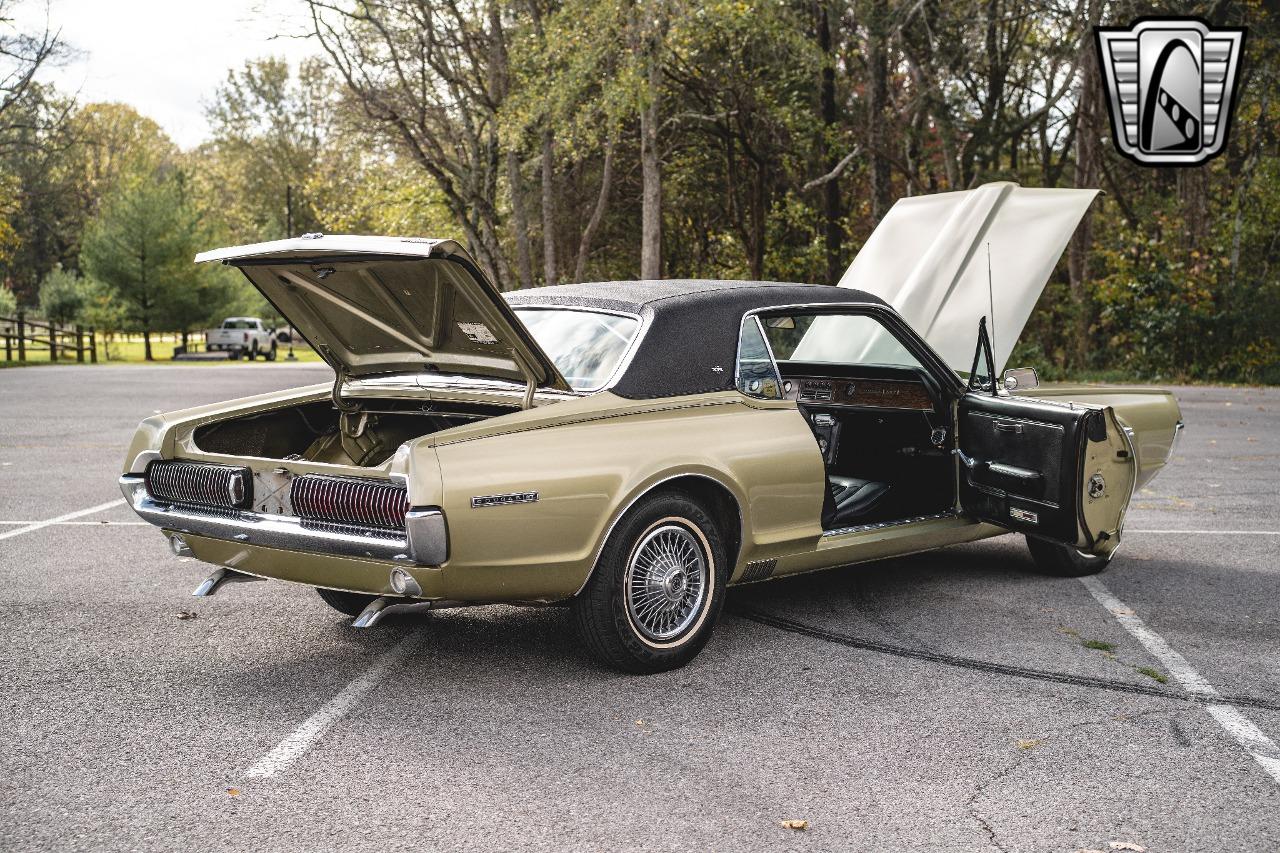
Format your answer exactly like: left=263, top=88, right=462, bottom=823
left=826, top=475, right=891, bottom=528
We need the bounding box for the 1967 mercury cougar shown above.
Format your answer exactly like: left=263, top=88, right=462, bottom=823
left=120, top=182, right=1182, bottom=673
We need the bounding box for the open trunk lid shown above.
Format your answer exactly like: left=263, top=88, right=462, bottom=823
left=834, top=182, right=1098, bottom=372
left=196, top=235, right=571, bottom=392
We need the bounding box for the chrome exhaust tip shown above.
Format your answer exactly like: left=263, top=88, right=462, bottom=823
left=169, top=534, right=193, bottom=557
left=389, top=567, right=422, bottom=597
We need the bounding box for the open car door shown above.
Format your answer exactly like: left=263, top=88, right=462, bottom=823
left=957, top=320, right=1136, bottom=556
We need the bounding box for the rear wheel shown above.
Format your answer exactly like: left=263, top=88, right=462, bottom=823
left=571, top=490, right=726, bottom=674
left=1025, top=535, right=1113, bottom=577
left=265, top=342, right=278, bottom=361
left=248, top=342, right=259, bottom=361
left=315, top=587, right=378, bottom=617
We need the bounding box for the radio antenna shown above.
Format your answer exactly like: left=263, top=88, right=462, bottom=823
left=986, top=242, right=996, bottom=369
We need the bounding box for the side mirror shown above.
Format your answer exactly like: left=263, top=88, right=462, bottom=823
left=1002, top=367, right=1038, bottom=392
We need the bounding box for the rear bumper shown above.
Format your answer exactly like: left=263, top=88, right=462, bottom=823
left=118, top=475, right=447, bottom=566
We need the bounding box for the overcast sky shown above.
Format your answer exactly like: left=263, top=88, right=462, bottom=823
left=14, top=0, right=320, bottom=148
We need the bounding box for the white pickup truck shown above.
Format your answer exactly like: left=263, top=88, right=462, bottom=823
left=204, top=317, right=278, bottom=360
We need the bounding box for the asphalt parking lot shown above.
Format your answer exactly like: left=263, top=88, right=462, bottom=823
left=1, top=364, right=1277, bottom=852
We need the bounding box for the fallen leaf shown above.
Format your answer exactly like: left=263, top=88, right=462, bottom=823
left=176, top=610, right=199, bottom=620
left=1109, top=843, right=1146, bottom=852
left=1017, top=738, right=1042, bottom=750
left=780, top=819, right=808, bottom=831
left=226, top=787, right=241, bottom=797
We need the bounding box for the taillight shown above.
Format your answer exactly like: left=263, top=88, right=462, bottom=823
left=145, top=460, right=253, bottom=510
left=291, top=475, right=409, bottom=531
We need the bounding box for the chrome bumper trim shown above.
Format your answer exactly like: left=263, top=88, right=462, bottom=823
left=119, top=475, right=446, bottom=566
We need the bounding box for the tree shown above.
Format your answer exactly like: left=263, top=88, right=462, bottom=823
left=37, top=264, right=88, bottom=324
left=0, top=0, right=62, bottom=148
left=306, top=0, right=519, bottom=287
left=200, top=57, right=333, bottom=242
left=80, top=168, right=224, bottom=360
left=0, top=84, right=84, bottom=303
left=0, top=279, right=15, bottom=316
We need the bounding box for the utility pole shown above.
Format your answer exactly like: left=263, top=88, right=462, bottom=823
left=284, top=183, right=298, bottom=360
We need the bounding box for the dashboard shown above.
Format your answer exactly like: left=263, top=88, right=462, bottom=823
left=779, top=362, right=937, bottom=412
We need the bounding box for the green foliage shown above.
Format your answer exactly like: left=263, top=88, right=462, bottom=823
left=0, top=280, right=16, bottom=317
left=0, top=1, right=1276, bottom=382
left=198, top=57, right=332, bottom=243
left=80, top=167, right=231, bottom=345
left=37, top=265, right=91, bottom=325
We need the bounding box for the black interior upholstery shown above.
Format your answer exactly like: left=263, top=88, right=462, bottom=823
left=826, top=475, right=892, bottom=527
left=781, top=364, right=956, bottom=531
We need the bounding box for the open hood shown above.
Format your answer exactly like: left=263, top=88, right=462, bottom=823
left=828, top=182, right=1098, bottom=372
left=197, top=235, right=570, bottom=392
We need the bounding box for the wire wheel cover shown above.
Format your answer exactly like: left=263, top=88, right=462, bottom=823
left=625, top=523, right=709, bottom=642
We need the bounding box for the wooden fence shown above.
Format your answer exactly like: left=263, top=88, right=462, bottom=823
left=1, top=312, right=98, bottom=363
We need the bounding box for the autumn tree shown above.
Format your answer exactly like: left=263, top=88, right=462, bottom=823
left=80, top=167, right=226, bottom=359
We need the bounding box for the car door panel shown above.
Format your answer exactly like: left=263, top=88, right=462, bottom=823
left=958, top=393, right=1134, bottom=551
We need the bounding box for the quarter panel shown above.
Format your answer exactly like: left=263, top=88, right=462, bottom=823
left=433, top=395, right=826, bottom=600
left=1020, top=385, right=1182, bottom=488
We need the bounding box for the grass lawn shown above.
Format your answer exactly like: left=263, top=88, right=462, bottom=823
left=1, top=334, right=324, bottom=365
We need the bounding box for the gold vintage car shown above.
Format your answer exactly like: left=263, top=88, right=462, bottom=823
left=120, top=183, right=1182, bottom=672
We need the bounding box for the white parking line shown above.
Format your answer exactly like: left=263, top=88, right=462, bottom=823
left=0, top=520, right=146, bottom=526
left=1126, top=529, right=1280, bottom=535
left=0, top=499, right=126, bottom=541
left=243, top=631, right=427, bottom=779
left=1080, top=575, right=1280, bottom=785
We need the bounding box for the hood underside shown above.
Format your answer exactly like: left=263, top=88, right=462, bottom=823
left=196, top=236, right=570, bottom=392
left=832, top=182, right=1098, bottom=372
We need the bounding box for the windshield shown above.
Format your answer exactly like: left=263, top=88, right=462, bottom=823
left=513, top=308, right=640, bottom=392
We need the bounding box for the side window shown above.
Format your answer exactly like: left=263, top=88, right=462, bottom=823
left=735, top=317, right=783, bottom=400
left=762, top=312, right=925, bottom=371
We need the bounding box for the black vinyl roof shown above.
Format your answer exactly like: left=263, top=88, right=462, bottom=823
left=506, top=279, right=887, bottom=399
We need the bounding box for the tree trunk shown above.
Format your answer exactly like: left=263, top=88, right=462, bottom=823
left=506, top=150, right=534, bottom=290
left=541, top=130, right=558, bottom=286
left=867, top=0, right=892, bottom=222
left=639, top=40, right=662, bottom=279
left=749, top=163, right=766, bottom=279
left=1179, top=167, right=1210, bottom=248
left=1067, top=0, right=1103, bottom=370
left=574, top=137, right=615, bottom=282
left=143, top=328, right=153, bottom=361
left=817, top=1, right=842, bottom=284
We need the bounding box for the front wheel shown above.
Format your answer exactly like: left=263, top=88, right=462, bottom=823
left=1025, top=535, right=1113, bottom=577
left=571, top=490, right=727, bottom=674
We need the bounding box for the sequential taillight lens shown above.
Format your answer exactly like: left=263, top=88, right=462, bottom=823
left=144, top=460, right=253, bottom=510
left=290, top=474, right=409, bottom=531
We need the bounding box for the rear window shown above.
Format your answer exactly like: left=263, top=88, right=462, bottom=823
left=222, top=320, right=257, bottom=329
left=513, top=308, right=640, bottom=392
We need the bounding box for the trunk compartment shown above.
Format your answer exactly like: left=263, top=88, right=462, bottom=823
left=191, top=398, right=520, bottom=468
